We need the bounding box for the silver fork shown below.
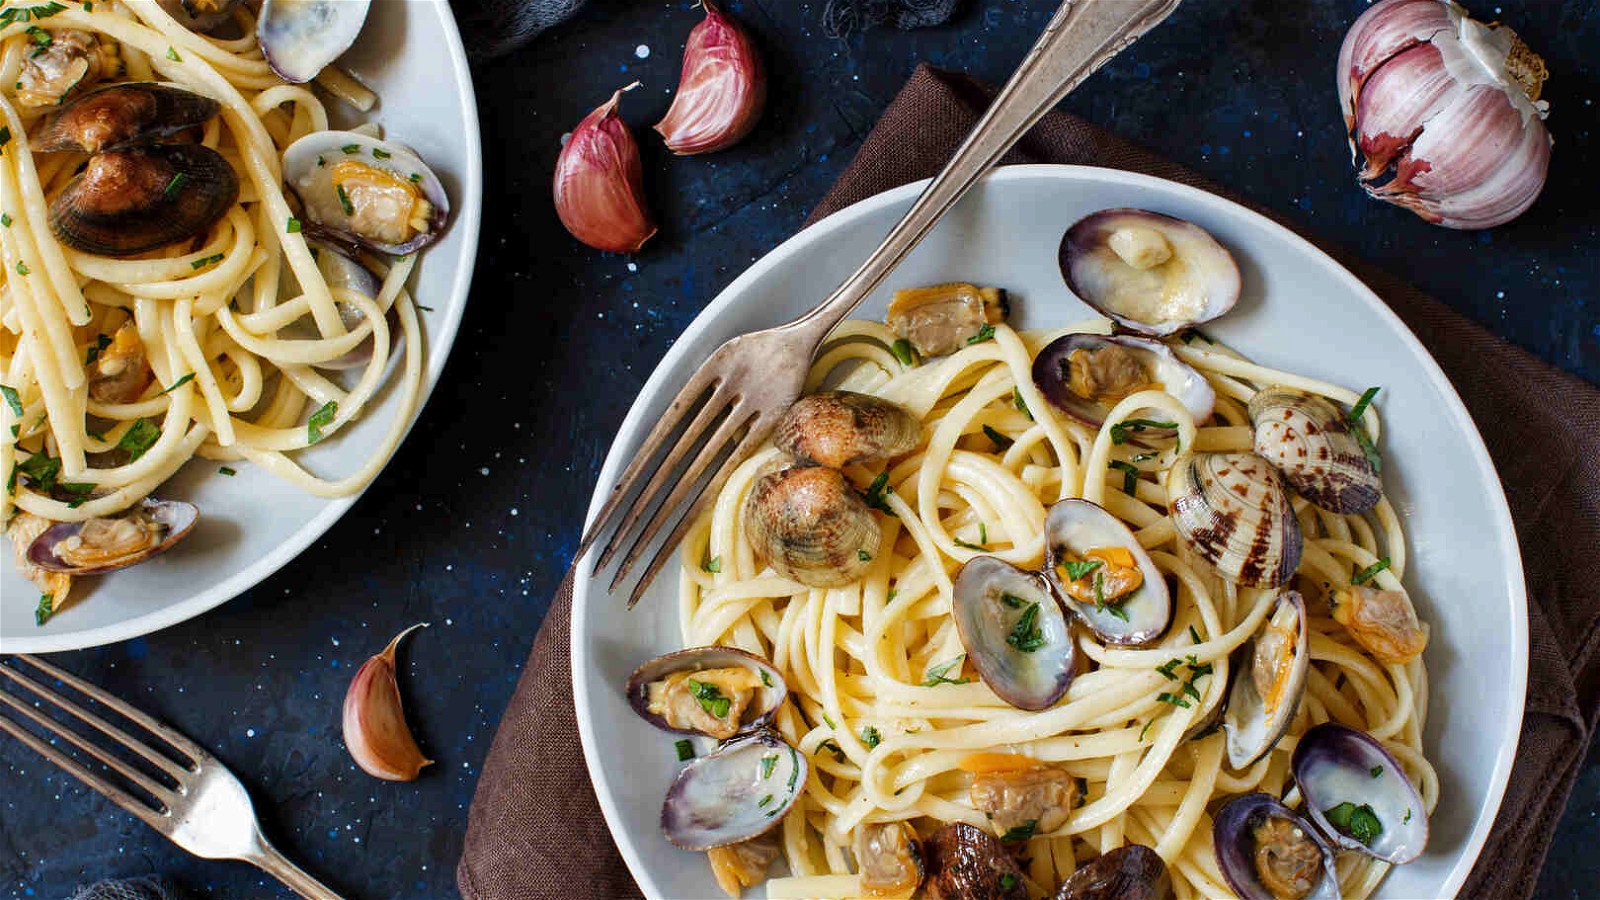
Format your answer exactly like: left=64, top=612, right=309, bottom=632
left=580, top=0, right=1185, bottom=606
left=0, top=654, right=342, bottom=900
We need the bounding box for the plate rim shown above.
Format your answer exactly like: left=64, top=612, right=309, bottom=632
left=571, top=164, right=1528, bottom=899
left=4, top=0, right=484, bottom=655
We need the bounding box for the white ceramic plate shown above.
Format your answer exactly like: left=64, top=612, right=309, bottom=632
left=573, top=167, right=1527, bottom=899
left=0, top=0, right=482, bottom=653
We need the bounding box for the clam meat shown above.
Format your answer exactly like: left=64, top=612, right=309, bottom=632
left=707, top=833, right=781, bottom=898
left=14, top=29, right=117, bottom=110
left=923, top=822, right=1027, bottom=900
left=7, top=512, right=71, bottom=605
left=661, top=729, right=806, bottom=851
left=1043, top=499, right=1171, bottom=645
left=1031, top=333, right=1214, bottom=432
left=886, top=282, right=1008, bottom=358
left=1292, top=722, right=1428, bottom=864
left=1053, top=844, right=1172, bottom=900
left=1221, top=592, right=1310, bottom=769
left=743, top=466, right=880, bottom=588
left=1060, top=209, right=1240, bottom=337
left=257, top=0, right=372, bottom=84
left=961, top=753, right=1076, bottom=838
left=1329, top=584, right=1428, bottom=665
left=282, top=130, right=450, bottom=255
left=28, top=499, right=198, bottom=575
left=625, top=646, right=787, bottom=740
left=87, top=322, right=154, bottom=405
left=952, top=556, right=1080, bottom=710
left=1249, top=388, right=1380, bottom=514
left=1167, top=452, right=1302, bottom=588
left=156, top=0, right=241, bottom=34
left=856, top=821, right=924, bottom=897
left=772, top=391, right=920, bottom=469
left=1213, top=793, right=1339, bottom=900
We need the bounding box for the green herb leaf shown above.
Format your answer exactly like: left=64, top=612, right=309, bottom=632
left=1108, top=460, right=1139, bottom=496
left=823, top=714, right=836, bottom=729
left=1188, top=625, right=1202, bottom=645
left=0, top=384, right=21, bottom=417
left=84, top=333, right=111, bottom=365
left=1006, top=602, right=1045, bottom=653
left=953, top=537, right=989, bottom=552
left=1062, top=559, right=1104, bottom=581
left=759, top=668, right=772, bottom=687
left=857, top=549, right=872, bottom=562
left=1348, top=386, right=1381, bottom=423
left=341, top=143, right=361, bottom=154
left=861, top=726, right=880, bottom=749
left=922, top=655, right=971, bottom=686
left=17, top=452, right=61, bottom=490
left=1403, top=808, right=1412, bottom=824
left=15, top=260, right=29, bottom=276
left=703, top=555, right=722, bottom=574
left=757, top=794, right=773, bottom=807
left=999, top=819, right=1037, bottom=842
left=1156, top=659, right=1181, bottom=680
left=861, top=471, right=895, bottom=516
left=1370, top=765, right=1384, bottom=778
left=372, top=147, right=391, bottom=160
left=163, top=171, right=188, bottom=198
left=979, top=522, right=987, bottom=545
left=35, top=592, right=53, bottom=626
left=335, top=183, right=355, bottom=216
left=890, top=338, right=916, bottom=367
left=965, top=323, right=996, bottom=345
left=1181, top=680, right=1202, bottom=702
left=1109, top=418, right=1179, bottom=445
left=1013, top=387, right=1032, bottom=420
left=166, top=45, right=181, bottom=61
left=286, top=216, right=302, bottom=234
left=819, top=739, right=845, bottom=763
left=1351, top=557, right=1391, bottom=586
left=760, top=754, right=777, bottom=779
left=58, top=482, right=96, bottom=509
left=1000, top=873, right=1017, bottom=890
left=117, top=418, right=160, bottom=461
left=1156, top=692, right=1191, bottom=709
left=675, top=739, right=694, bottom=761
left=983, top=424, right=1013, bottom=450
left=1138, top=719, right=1154, bottom=742
left=0, top=125, right=10, bottom=150
left=160, top=373, right=195, bottom=394
left=218, top=466, right=237, bottom=477
left=999, top=592, right=1029, bottom=610
left=686, top=678, right=732, bottom=720
left=1323, top=801, right=1383, bottom=846
left=307, top=400, right=337, bottom=444
left=190, top=253, right=225, bottom=270
left=1, top=213, right=11, bottom=227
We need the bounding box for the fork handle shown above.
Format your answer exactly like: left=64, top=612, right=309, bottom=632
left=791, top=0, right=1183, bottom=336
left=244, top=840, right=345, bottom=900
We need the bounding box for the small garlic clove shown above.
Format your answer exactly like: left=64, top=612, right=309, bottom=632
left=654, top=0, right=765, bottom=155
left=553, top=84, right=657, bottom=253
left=342, top=622, right=433, bottom=782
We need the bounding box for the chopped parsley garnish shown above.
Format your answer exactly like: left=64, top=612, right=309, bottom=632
left=861, top=471, right=895, bottom=515
left=685, top=678, right=731, bottom=719
left=999, top=820, right=1037, bottom=842
left=890, top=338, right=916, bottom=366
left=861, top=726, right=880, bottom=749
left=999, top=592, right=1028, bottom=609
left=1006, top=602, right=1046, bottom=652
left=341, top=143, right=361, bottom=154
left=163, top=172, right=187, bottom=199
left=0, top=384, right=21, bottom=416
left=1109, top=418, right=1179, bottom=444
left=757, top=794, right=773, bottom=807
left=0, top=213, right=10, bottom=227
left=218, top=466, right=237, bottom=477
left=953, top=537, right=988, bottom=552
left=14, top=261, right=28, bottom=276
left=160, top=373, right=195, bottom=394
left=35, top=592, right=53, bottom=626
left=1, top=3, right=68, bottom=27
left=286, top=216, right=302, bottom=234
left=0, top=125, right=10, bottom=150
left=335, top=183, right=355, bottom=216
left=857, top=549, right=872, bottom=562
left=59, top=481, right=96, bottom=508
left=999, top=873, right=1018, bottom=890
left=85, top=333, right=112, bottom=365
left=922, top=655, right=971, bottom=686
left=675, top=739, right=694, bottom=761
left=1403, top=808, right=1412, bottom=824
left=1181, top=680, right=1202, bottom=702
left=16, top=452, right=60, bottom=491
left=1324, top=801, right=1383, bottom=846
left=759, top=668, right=772, bottom=687
left=307, top=400, right=337, bottom=444
left=983, top=424, right=1013, bottom=450
left=1156, top=659, right=1182, bottom=679
left=1351, top=557, right=1391, bottom=586
left=1370, top=765, right=1384, bottom=778
left=1188, top=625, right=1202, bottom=645
left=1013, top=387, right=1032, bottom=420
left=166, top=46, right=181, bottom=61
left=823, top=714, right=836, bottom=729
left=1156, top=692, right=1191, bottom=708
left=819, top=739, right=845, bottom=763
left=979, top=522, right=988, bottom=545
left=1352, top=424, right=1382, bottom=473
left=372, top=147, right=392, bottom=160
left=1348, top=386, right=1380, bottom=423
left=1062, top=558, right=1104, bottom=581
left=118, top=418, right=161, bottom=460
left=25, top=25, right=51, bottom=55
left=409, top=172, right=422, bottom=183
left=760, top=754, right=777, bottom=779
left=1186, top=659, right=1213, bottom=678
left=703, top=555, right=722, bottom=573
left=965, top=323, right=996, bottom=345
left=190, top=253, right=225, bottom=270
left=1138, top=719, right=1154, bottom=742
left=1108, top=459, right=1139, bottom=495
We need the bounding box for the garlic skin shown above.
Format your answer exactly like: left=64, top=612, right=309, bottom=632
left=554, top=84, right=658, bottom=253
left=654, top=0, right=765, bottom=155
left=342, top=622, right=433, bottom=782
left=1338, top=0, right=1552, bottom=230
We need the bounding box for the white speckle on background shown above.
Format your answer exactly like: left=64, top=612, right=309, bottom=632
left=627, top=262, right=638, bottom=272
left=635, top=44, right=650, bottom=59
left=246, top=728, right=256, bottom=738
left=479, top=466, right=490, bottom=476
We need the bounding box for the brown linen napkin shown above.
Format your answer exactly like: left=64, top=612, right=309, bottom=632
left=459, top=65, right=1600, bottom=900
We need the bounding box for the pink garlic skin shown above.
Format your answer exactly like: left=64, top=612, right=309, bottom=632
left=554, top=85, right=658, bottom=253
left=654, top=0, right=766, bottom=155
left=1338, top=0, right=1552, bottom=230
left=342, top=623, right=433, bottom=782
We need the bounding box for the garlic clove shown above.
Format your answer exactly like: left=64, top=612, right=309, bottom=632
left=1353, top=42, right=1463, bottom=180
left=342, top=622, right=433, bottom=782
left=1337, top=0, right=1454, bottom=134
left=553, top=84, right=657, bottom=254
left=654, top=0, right=765, bottom=156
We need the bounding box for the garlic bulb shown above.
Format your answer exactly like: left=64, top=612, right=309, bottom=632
left=554, top=83, right=658, bottom=253
left=343, top=622, right=433, bottom=782
left=1338, top=0, right=1551, bottom=229
left=654, top=0, right=765, bottom=155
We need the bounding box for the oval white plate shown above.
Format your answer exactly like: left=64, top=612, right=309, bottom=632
left=0, top=0, right=482, bottom=653
left=573, top=166, right=1526, bottom=899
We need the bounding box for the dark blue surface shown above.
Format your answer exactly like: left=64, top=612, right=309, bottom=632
left=4, top=1, right=1599, bottom=898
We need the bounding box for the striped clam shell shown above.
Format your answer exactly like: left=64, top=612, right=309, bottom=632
left=1167, top=452, right=1302, bottom=588
left=1248, top=388, right=1381, bottom=514
left=772, top=391, right=921, bottom=469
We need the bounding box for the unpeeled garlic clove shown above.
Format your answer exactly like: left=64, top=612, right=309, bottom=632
left=1338, top=0, right=1552, bottom=230
left=342, top=622, right=433, bottom=782
left=654, top=0, right=765, bottom=155
left=553, top=83, right=658, bottom=253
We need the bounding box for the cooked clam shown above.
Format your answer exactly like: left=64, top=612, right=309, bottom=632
left=257, top=0, right=372, bottom=84
left=856, top=821, right=924, bottom=897
left=156, top=0, right=240, bottom=33
left=32, top=83, right=221, bottom=154
left=661, top=729, right=806, bottom=851
left=7, top=512, right=71, bottom=605
left=1167, top=452, right=1302, bottom=588
left=1043, top=499, right=1171, bottom=645
left=50, top=145, right=239, bottom=257
left=14, top=29, right=118, bottom=110
left=743, top=466, right=880, bottom=588
left=952, top=557, right=1079, bottom=710
left=772, top=391, right=920, bottom=469
left=1293, top=723, right=1427, bottom=864
left=625, top=646, right=787, bottom=740
left=27, top=499, right=198, bottom=575
left=1060, top=209, right=1240, bottom=337
left=88, top=322, right=154, bottom=404
left=961, top=753, right=1076, bottom=837
left=1054, top=844, right=1172, bottom=900
left=708, top=833, right=781, bottom=898
left=886, top=282, right=1008, bottom=357
left=1248, top=388, right=1380, bottom=514
left=1031, top=333, right=1214, bottom=432
left=923, top=822, right=1027, bottom=900
left=1221, top=592, right=1310, bottom=769
left=1213, top=793, right=1339, bottom=900
left=282, top=130, right=450, bottom=255
left=1329, top=584, right=1428, bottom=665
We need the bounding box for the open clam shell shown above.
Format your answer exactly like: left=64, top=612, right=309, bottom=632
left=282, top=130, right=450, bottom=256
left=625, top=646, right=787, bottom=738
left=1249, top=388, right=1380, bottom=514
left=1222, top=591, right=1310, bottom=769
left=1167, top=452, right=1302, bottom=588
left=28, top=499, right=198, bottom=575
left=952, top=556, right=1080, bottom=710
left=772, top=391, right=920, bottom=469
left=660, top=729, right=806, bottom=851
left=257, top=0, right=372, bottom=84
left=1060, top=208, right=1241, bottom=337
left=1042, top=499, right=1171, bottom=646
left=1032, top=333, right=1215, bottom=432
left=1292, top=722, right=1428, bottom=863
left=1213, top=793, right=1339, bottom=900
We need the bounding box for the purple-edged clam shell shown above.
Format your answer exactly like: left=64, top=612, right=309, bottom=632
left=1053, top=844, right=1171, bottom=900
left=952, top=556, right=1080, bottom=710
left=625, top=646, right=787, bottom=736
left=282, top=130, right=451, bottom=257
left=1042, top=499, right=1171, bottom=646
left=257, top=0, right=371, bottom=84
left=1213, top=793, right=1339, bottom=900
left=1060, top=208, right=1240, bottom=336
left=28, top=499, right=198, bottom=575
left=1292, top=722, right=1428, bottom=863
left=1222, top=591, right=1310, bottom=769
left=660, top=729, right=806, bottom=851
left=1031, top=333, right=1214, bottom=431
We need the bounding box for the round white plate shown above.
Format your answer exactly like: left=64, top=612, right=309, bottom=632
left=572, top=166, right=1526, bottom=899
left=0, top=0, right=482, bottom=653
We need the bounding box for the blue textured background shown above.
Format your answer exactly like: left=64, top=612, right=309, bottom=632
left=4, top=1, right=1598, bottom=898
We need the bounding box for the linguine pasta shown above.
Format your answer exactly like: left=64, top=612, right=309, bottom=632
left=674, top=319, right=1437, bottom=899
